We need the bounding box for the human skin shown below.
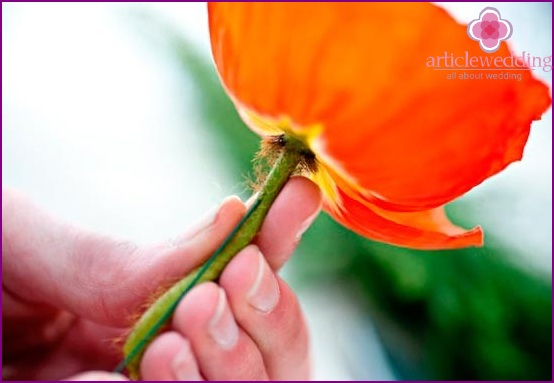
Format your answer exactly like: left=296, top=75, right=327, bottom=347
left=2, top=177, right=322, bottom=380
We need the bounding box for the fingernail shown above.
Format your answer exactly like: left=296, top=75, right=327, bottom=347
left=208, top=289, right=239, bottom=349
left=68, top=372, right=128, bottom=381
left=180, top=195, right=241, bottom=242
left=295, top=210, right=320, bottom=241
left=247, top=248, right=280, bottom=313
left=246, top=192, right=259, bottom=207
left=171, top=340, right=198, bottom=381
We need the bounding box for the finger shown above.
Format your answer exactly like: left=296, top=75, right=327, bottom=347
left=253, top=176, right=321, bottom=270
left=64, top=371, right=128, bottom=381
left=220, top=245, right=311, bottom=380
left=172, top=282, right=268, bottom=380
left=141, top=332, right=203, bottom=381
left=2, top=189, right=247, bottom=326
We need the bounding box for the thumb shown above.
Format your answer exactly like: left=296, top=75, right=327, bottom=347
left=2, top=189, right=246, bottom=327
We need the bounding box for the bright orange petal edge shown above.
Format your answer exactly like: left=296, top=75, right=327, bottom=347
left=208, top=2, right=552, bottom=250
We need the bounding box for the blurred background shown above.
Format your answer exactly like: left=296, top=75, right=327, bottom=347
left=2, top=2, right=551, bottom=380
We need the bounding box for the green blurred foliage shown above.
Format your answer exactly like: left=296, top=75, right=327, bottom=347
left=131, top=13, right=552, bottom=381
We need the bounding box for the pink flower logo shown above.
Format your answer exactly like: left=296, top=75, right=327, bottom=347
left=467, top=7, right=513, bottom=53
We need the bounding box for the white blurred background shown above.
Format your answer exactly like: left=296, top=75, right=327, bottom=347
left=2, top=2, right=551, bottom=380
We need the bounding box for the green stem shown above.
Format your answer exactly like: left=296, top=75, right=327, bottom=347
left=118, top=136, right=305, bottom=379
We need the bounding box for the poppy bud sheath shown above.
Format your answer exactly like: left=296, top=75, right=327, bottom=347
left=208, top=2, right=551, bottom=249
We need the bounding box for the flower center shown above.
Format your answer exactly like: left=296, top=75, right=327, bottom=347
left=239, top=107, right=323, bottom=152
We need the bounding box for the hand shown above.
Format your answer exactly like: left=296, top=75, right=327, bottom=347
left=2, top=177, right=322, bottom=380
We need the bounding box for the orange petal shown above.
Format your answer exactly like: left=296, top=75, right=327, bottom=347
left=209, top=2, right=551, bottom=211
left=325, top=186, right=483, bottom=250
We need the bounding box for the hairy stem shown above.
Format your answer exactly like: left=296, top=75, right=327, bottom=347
left=118, top=135, right=306, bottom=379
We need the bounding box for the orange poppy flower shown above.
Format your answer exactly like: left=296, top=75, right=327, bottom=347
left=208, top=3, right=551, bottom=249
